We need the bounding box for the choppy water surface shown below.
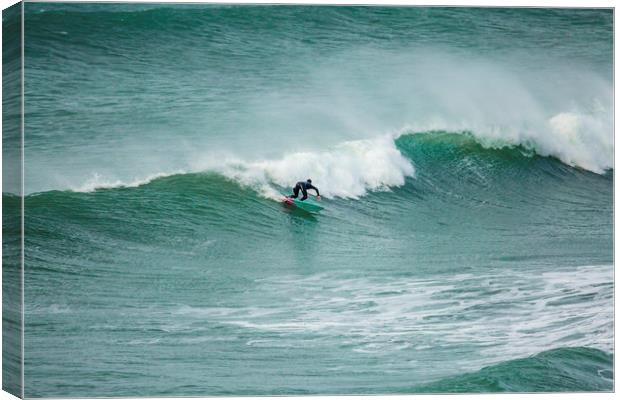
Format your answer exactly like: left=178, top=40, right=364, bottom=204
left=2, top=3, right=613, bottom=396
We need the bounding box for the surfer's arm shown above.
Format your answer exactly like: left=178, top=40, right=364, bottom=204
left=308, top=184, right=320, bottom=197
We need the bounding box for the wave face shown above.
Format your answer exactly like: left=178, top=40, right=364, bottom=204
left=13, top=3, right=614, bottom=397
left=415, top=347, right=613, bottom=393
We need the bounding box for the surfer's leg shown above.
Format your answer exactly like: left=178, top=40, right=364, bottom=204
left=301, top=188, right=308, bottom=201
left=291, top=185, right=300, bottom=199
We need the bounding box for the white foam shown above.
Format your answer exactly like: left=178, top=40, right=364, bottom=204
left=544, top=110, right=613, bottom=173
left=193, top=135, right=416, bottom=200
left=170, top=264, right=613, bottom=380
left=70, top=171, right=184, bottom=193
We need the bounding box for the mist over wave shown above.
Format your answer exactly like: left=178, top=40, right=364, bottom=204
left=21, top=20, right=613, bottom=194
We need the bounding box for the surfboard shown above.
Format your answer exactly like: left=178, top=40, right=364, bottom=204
left=282, top=196, right=324, bottom=212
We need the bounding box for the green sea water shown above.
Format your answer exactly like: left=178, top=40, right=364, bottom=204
left=2, top=3, right=614, bottom=397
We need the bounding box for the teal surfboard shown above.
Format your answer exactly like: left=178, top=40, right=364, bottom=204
left=282, top=196, right=324, bottom=212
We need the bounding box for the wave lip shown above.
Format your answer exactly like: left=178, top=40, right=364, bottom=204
left=396, top=107, right=612, bottom=175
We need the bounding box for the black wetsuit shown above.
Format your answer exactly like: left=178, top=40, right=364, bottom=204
left=290, top=181, right=320, bottom=201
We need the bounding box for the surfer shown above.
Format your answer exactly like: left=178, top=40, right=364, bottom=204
left=288, top=179, right=321, bottom=201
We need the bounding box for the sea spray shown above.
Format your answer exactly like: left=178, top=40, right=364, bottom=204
left=193, top=135, right=415, bottom=199
left=22, top=15, right=612, bottom=195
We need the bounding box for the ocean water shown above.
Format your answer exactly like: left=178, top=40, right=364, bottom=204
left=2, top=3, right=614, bottom=397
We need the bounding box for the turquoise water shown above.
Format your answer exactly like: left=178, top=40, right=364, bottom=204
left=2, top=3, right=614, bottom=396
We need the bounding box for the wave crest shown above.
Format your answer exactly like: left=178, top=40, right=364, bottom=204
left=544, top=111, right=612, bottom=173
left=62, top=123, right=612, bottom=198
left=398, top=108, right=612, bottom=175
